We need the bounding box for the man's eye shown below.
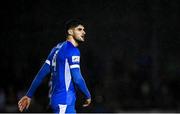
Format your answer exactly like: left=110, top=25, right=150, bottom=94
left=78, top=28, right=82, bottom=31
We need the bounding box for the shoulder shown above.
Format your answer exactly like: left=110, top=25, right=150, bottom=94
left=65, top=42, right=80, bottom=56
left=69, top=47, right=80, bottom=57
left=48, top=42, right=64, bottom=54
left=50, top=43, right=61, bottom=52
left=70, top=47, right=80, bottom=54
left=56, top=42, right=64, bottom=49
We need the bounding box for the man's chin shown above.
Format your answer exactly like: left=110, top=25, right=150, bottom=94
left=77, top=37, right=85, bottom=42
left=80, top=39, right=85, bottom=42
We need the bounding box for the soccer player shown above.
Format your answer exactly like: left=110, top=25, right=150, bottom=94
left=18, top=19, right=91, bottom=113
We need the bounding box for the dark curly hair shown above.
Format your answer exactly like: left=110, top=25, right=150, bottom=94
left=65, top=19, right=85, bottom=35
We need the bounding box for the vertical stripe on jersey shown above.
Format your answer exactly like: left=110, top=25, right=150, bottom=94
left=58, top=104, right=67, bottom=114
left=65, top=59, right=72, bottom=91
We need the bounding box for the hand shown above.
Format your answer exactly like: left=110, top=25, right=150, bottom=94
left=18, top=96, right=31, bottom=112
left=82, top=98, right=91, bottom=107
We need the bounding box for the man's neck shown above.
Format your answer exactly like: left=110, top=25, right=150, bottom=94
left=66, top=36, right=79, bottom=47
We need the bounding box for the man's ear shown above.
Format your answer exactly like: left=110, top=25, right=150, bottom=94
left=68, top=29, right=73, bottom=35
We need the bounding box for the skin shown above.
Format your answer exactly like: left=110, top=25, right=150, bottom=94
left=18, top=25, right=91, bottom=112
left=67, top=25, right=86, bottom=47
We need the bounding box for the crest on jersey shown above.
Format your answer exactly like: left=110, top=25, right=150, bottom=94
left=72, top=56, right=80, bottom=62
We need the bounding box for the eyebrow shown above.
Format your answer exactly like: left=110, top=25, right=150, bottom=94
left=77, top=28, right=85, bottom=30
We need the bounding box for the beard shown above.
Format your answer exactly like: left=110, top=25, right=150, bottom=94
left=75, top=37, right=84, bottom=44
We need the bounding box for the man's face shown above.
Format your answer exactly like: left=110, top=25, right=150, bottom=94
left=70, top=25, right=86, bottom=42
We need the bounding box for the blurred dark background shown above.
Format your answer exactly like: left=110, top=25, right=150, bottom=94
left=1, top=0, right=180, bottom=113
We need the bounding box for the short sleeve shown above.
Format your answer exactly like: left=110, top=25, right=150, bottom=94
left=68, top=48, right=80, bottom=69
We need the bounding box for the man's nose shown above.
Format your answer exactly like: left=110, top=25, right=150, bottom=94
left=83, top=31, right=86, bottom=35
